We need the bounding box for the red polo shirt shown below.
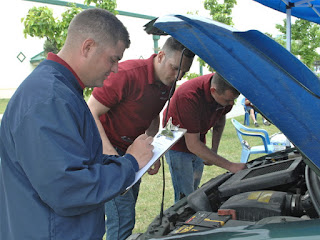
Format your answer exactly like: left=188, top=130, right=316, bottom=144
left=92, top=54, right=171, bottom=152
left=163, top=73, right=232, bottom=153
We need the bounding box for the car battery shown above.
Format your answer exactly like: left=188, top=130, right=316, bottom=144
left=170, top=211, right=231, bottom=234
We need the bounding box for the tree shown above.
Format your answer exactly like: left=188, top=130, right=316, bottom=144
left=204, top=0, right=237, bottom=26
left=22, top=3, right=82, bottom=55
left=197, top=0, right=237, bottom=73
left=274, top=19, right=320, bottom=69
left=22, top=0, right=117, bottom=97
left=84, top=0, right=117, bottom=13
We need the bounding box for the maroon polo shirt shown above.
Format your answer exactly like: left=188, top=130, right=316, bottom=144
left=163, top=73, right=232, bottom=153
left=92, top=54, right=171, bottom=152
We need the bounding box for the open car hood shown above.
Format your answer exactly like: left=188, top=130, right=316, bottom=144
left=148, top=14, right=320, bottom=173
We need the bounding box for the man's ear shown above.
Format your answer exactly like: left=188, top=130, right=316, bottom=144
left=157, top=51, right=165, bottom=63
left=81, top=38, right=96, bottom=58
left=210, top=86, right=216, bottom=94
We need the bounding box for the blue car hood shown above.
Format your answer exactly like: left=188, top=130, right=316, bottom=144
left=151, top=14, right=320, bottom=172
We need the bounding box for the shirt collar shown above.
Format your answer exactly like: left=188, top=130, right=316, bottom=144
left=204, top=73, right=215, bottom=103
left=47, top=52, right=85, bottom=89
left=147, top=54, right=157, bottom=85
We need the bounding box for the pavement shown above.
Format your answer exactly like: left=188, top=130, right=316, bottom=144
left=0, top=89, right=16, bottom=99
left=226, top=95, right=245, bottom=119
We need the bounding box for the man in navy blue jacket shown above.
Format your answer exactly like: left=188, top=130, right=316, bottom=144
left=0, top=8, right=153, bottom=240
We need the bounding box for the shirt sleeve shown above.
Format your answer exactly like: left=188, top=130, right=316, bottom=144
left=92, top=71, right=129, bottom=108
left=13, top=97, right=137, bottom=217
left=174, top=93, right=201, bottom=133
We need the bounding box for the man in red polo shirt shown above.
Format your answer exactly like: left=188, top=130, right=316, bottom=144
left=163, top=73, right=247, bottom=203
left=88, top=37, right=195, bottom=240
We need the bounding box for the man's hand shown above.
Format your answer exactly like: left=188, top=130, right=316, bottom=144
left=147, top=159, right=161, bottom=175
left=228, top=162, right=247, bottom=173
left=126, top=134, right=154, bottom=169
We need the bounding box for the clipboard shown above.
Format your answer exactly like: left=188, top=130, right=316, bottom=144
left=122, top=127, right=186, bottom=194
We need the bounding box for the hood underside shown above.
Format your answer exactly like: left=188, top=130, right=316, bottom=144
left=149, top=14, right=320, bottom=172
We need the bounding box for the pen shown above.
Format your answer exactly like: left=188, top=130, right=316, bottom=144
left=121, top=136, right=133, bottom=143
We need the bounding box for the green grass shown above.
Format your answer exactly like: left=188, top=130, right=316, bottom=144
left=0, top=99, right=9, bottom=114
left=0, top=99, right=281, bottom=237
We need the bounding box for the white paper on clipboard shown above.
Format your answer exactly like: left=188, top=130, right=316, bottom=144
left=124, top=128, right=186, bottom=192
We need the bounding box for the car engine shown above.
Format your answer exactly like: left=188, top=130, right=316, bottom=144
left=133, top=148, right=320, bottom=239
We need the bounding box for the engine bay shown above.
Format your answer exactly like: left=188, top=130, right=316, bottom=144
left=134, top=148, right=320, bottom=239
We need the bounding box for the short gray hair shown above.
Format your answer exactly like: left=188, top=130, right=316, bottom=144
left=67, top=8, right=130, bottom=48
left=162, top=37, right=195, bottom=59
left=211, top=73, right=239, bottom=95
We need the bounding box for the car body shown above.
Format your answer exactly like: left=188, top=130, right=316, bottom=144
left=132, top=148, right=320, bottom=239
left=129, top=14, right=320, bottom=240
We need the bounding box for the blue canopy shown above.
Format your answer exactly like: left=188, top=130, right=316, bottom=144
left=253, top=0, right=320, bottom=51
left=153, top=14, right=320, bottom=171
left=254, top=0, right=320, bottom=24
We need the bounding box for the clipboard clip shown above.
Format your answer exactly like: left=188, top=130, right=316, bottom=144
left=160, top=117, right=179, bottom=139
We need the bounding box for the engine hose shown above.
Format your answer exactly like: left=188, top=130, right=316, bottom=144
left=305, top=165, right=320, bottom=217
left=309, top=168, right=320, bottom=215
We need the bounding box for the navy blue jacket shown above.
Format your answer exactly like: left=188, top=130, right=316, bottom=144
left=0, top=59, right=139, bottom=239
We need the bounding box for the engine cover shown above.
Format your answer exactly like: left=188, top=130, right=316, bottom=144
left=218, top=157, right=304, bottom=198
left=219, top=191, right=291, bottom=221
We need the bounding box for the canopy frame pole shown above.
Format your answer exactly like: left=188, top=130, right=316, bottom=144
left=286, top=6, right=292, bottom=52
